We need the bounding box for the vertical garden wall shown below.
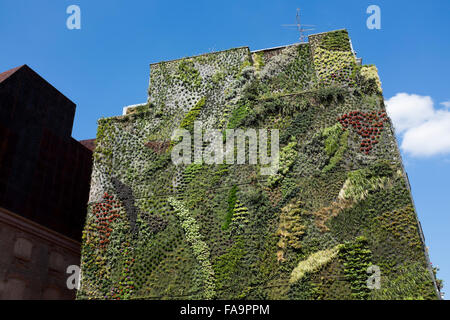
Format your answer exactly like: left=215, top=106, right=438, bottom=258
left=78, top=30, right=440, bottom=300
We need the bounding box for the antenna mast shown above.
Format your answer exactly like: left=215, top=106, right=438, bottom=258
left=282, top=8, right=315, bottom=43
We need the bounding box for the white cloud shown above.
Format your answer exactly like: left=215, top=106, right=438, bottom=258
left=385, top=93, right=434, bottom=133
left=401, top=111, right=450, bottom=157
left=385, top=93, right=450, bottom=157
left=441, top=101, right=450, bottom=108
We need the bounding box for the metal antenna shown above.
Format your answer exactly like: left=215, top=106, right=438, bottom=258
left=282, top=8, right=315, bottom=43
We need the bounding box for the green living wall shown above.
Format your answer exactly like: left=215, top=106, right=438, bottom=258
left=78, top=30, right=439, bottom=300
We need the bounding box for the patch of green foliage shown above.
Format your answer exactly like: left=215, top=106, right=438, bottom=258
left=227, top=104, right=250, bottom=129
left=212, top=71, right=226, bottom=85
left=213, top=238, right=246, bottom=293
left=322, top=123, right=349, bottom=173
left=222, top=185, right=238, bottom=231
left=176, top=59, right=202, bottom=89
left=168, top=197, right=216, bottom=299
left=252, top=52, right=265, bottom=71
left=338, top=236, right=372, bottom=300
left=288, top=274, right=321, bottom=300
left=230, top=200, right=250, bottom=233
left=341, top=160, right=395, bottom=201
left=370, top=262, right=437, bottom=300
left=269, top=44, right=316, bottom=92
left=238, top=60, right=252, bottom=77
left=180, top=97, right=206, bottom=131
left=320, top=30, right=351, bottom=51
left=268, top=137, right=298, bottom=187
left=184, top=163, right=204, bottom=184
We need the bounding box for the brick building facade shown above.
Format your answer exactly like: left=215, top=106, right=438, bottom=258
left=0, top=65, right=93, bottom=299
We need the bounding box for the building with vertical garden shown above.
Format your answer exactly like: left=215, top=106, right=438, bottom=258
left=78, top=30, right=441, bottom=300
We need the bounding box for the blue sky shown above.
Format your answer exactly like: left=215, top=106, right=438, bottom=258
left=1, top=0, right=449, bottom=297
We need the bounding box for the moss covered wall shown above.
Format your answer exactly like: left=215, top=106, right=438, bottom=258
left=79, top=30, right=439, bottom=300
